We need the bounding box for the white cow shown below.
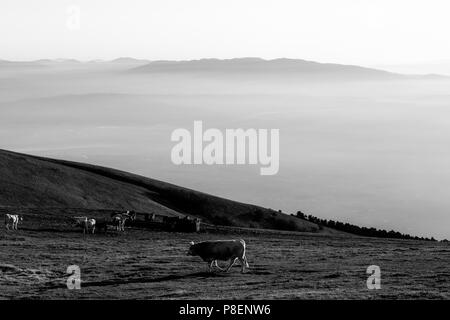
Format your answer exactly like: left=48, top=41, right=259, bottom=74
left=72, top=216, right=96, bottom=234
left=111, top=211, right=136, bottom=232
left=5, top=214, right=23, bottom=230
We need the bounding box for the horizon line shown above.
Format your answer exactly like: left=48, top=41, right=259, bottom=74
left=3, top=56, right=449, bottom=77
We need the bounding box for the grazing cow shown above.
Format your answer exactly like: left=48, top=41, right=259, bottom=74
left=111, top=210, right=136, bottom=220
left=4, top=214, right=23, bottom=230
left=72, top=216, right=96, bottom=234
left=111, top=214, right=126, bottom=231
left=187, top=239, right=249, bottom=273
left=86, top=218, right=96, bottom=234
left=111, top=211, right=135, bottom=231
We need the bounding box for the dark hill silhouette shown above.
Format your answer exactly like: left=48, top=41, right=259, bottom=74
left=0, top=149, right=321, bottom=233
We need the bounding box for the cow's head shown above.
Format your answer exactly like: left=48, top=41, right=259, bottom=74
left=187, top=241, right=196, bottom=256
left=123, top=210, right=136, bottom=221
left=19, top=215, right=23, bottom=221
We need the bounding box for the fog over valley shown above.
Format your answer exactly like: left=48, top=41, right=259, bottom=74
left=1, top=58, right=449, bottom=239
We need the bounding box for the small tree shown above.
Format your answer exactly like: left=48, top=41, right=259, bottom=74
left=296, top=211, right=305, bottom=219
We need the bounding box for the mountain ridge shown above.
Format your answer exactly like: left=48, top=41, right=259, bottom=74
left=130, top=57, right=403, bottom=79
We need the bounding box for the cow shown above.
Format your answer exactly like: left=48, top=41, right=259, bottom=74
left=4, top=214, right=23, bottom=230
left=111, top=211, right=135, bottom=231
left=111, top=214, right=125, bottom=231
left=72, top=216, right=96, bottom=234
left=187, top=239, right=249, bottom=273
left=111, top=210, right=136, bottom=220
left=86, top=218, right=96, bottom=234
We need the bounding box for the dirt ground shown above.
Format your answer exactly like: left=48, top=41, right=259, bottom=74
left=1, top=223, right=449, bottom=300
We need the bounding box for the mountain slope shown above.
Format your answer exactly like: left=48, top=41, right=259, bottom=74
left=0, top=149, right=320, bottom=232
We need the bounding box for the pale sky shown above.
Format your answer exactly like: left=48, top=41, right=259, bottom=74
left=1, top=0, right=450, bottom=67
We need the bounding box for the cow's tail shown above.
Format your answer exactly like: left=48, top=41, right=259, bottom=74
left=240, top=239, right=250, bottom=268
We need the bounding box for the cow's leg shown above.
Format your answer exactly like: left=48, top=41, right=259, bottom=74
left=213, top=260, right=225, bottom=271
left=225, top=258, right=238, bottom=272
left=244, top=255, right=249, bottom=270
left=92, top=226, right=95, bottom=234
left=208, top=260, right=215, bottom=272
left=238, top=257, right=247, bottom=273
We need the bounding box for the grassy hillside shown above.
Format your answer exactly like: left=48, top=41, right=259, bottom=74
left=0, top=149, right=321, bottom=233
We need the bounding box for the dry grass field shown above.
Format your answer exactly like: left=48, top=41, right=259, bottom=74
left=1, top=222, right=448, bottom=300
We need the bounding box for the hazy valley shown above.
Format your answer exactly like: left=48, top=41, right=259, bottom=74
left=1, top=58, right=450, bottom=240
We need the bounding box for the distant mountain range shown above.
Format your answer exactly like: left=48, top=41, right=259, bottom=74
left=0, top=57, right=149, bottom=66
left=130, top=57, right=407, bottom=79
left=109, top=57, right=150, bottom=64
left=1, top=57, right=448, bottom=79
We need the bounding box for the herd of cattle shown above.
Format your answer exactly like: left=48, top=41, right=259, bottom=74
left=3, top=212, right=250, bottom=273
left=5, top=211, right=204, bottom=234
left=71, top=211, right=137, bottom=234
left=4, top=211, right=138, bottom=234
